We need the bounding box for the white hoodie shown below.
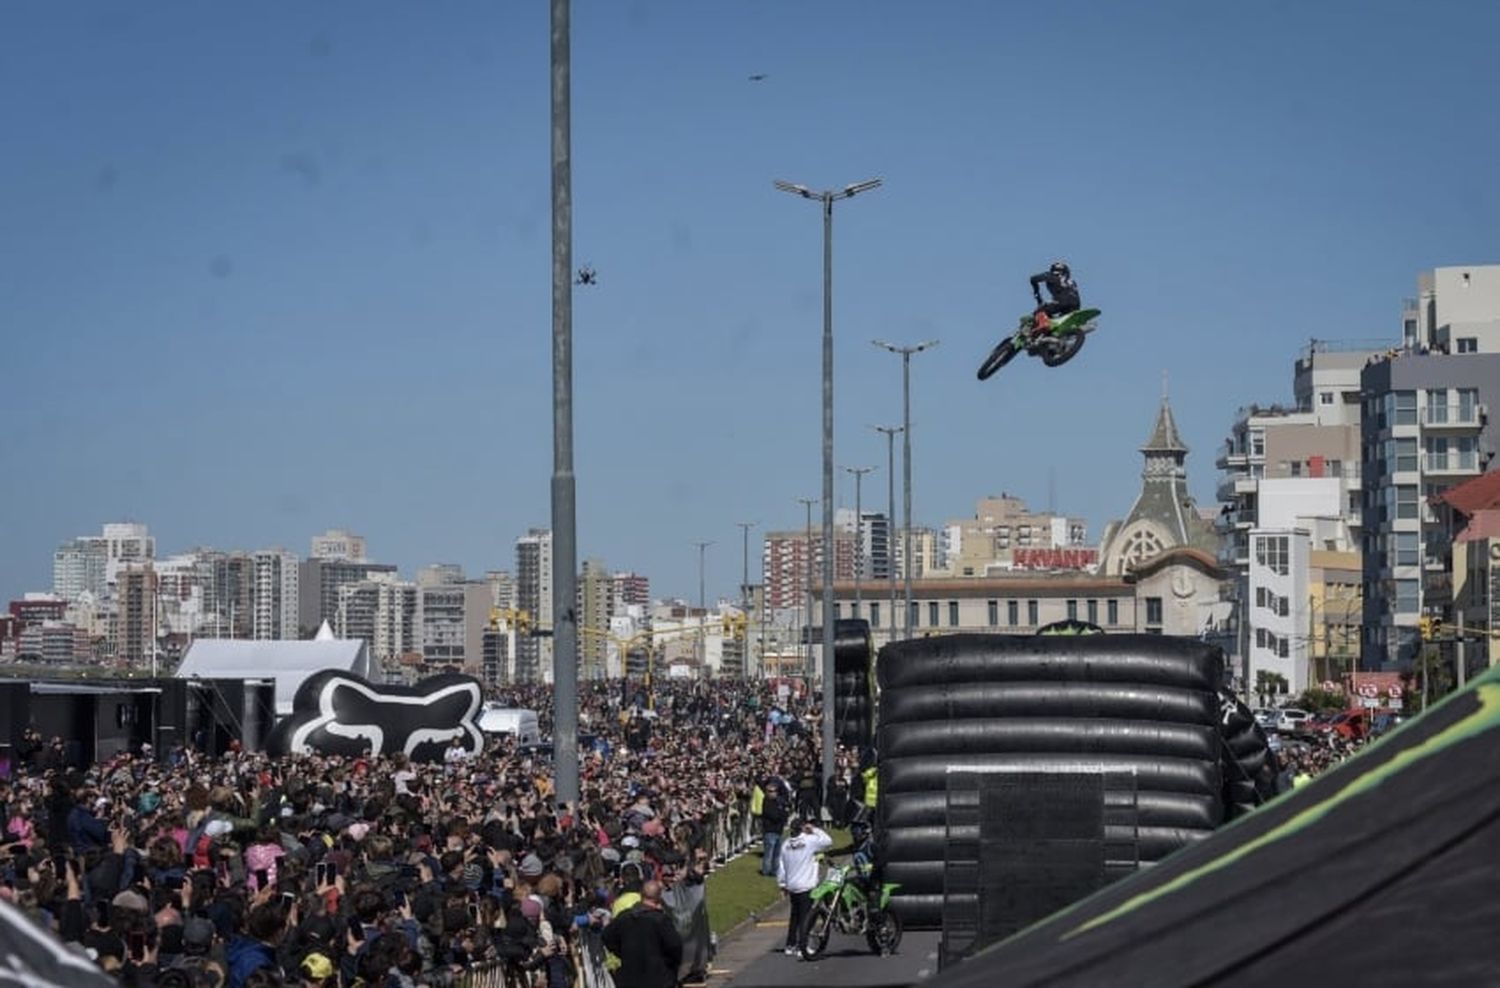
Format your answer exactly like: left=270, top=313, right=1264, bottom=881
left=776, top=825, right=833, bottom=893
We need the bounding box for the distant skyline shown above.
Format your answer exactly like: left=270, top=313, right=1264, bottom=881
left=4, top=1, right=1499, bottom=603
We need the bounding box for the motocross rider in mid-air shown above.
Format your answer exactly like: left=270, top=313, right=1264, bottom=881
left=1027, top=260, right=1081, bottom=341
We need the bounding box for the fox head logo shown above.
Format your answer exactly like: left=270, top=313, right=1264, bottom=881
left=269, top=671, right=485, bottom=763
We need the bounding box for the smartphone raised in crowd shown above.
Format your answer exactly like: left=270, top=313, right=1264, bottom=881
left=254, top=868, right=270, bottom=889
left=127, top=930, right=146, bottom=961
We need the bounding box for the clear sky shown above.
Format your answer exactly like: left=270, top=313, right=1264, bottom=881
left=3, top=1, right=1498, bottom=603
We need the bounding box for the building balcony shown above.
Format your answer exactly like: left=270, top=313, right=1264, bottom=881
left=1420, top=404, right=1486, bottom=430
left=1215, top=444, right=1249, bottom=470
left=1422, top=453, right=1482, bottom=477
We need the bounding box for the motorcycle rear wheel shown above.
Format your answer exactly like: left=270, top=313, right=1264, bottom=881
left=977, top=339, right=1019, bottom=380
left=1041, top=331, right=1085, bottom=367
left=866, top=909, right=903, bottom=956
left=799, top=903, right=834, bottom=961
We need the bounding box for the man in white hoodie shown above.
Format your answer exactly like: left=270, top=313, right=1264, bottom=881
left=775, top=818, right=832, bottom=957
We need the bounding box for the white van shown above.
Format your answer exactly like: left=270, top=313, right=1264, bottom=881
left=477, top=705, right=541, bottom=747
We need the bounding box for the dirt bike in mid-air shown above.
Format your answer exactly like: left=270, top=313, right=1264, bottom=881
left=798, top=860, right=902, bottom=960
left=976, top=307, right=1102, bottom=381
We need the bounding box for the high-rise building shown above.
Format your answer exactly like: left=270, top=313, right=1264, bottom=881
left=298, top=557, right=398, bottom=635
left=114, top=563, right=157, bottom=667
left=609, top=572, right=649, bottom=613
left=1361, top=266, right=1500, bottom=668
left=310, top=529, right=368, bottom=562
left=417, top=574, right=489, bottom=672
left=336, top=576, right=418, bottom=667
left=101, top=523, right=155, bottom=586
left=486, top=571, right=516, bottom=613
left=579, top=559, right=613, bottom=680
left=251, top=550, right=299, bottom=640
left=762, top=529, right=858, bottom=611
left=934, top=496, right=1090, bottom=578
left=515, top=529, right=553, bottom=683
left=52, top=537, right=108, bottom=603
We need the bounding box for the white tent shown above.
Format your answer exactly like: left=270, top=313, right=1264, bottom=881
left=176, top=634, right=371, bottom=716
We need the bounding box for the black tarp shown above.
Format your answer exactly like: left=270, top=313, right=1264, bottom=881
left=832, top=619, right=874, bottom=748
left=0, top=897, right=117, bottom=988
left=935, top=662, right=1500, bottom=986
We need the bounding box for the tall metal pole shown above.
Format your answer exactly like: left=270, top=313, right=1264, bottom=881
left=796, top=497, right=818, bottom=680
left=777, top=177, right=881, bottom=809
left=694, top=540, right=713, bottom=673
left=737, top=521, right=756, bottom=679
left=874, top=341, right=938, bottom=636
left=844, top=466, right=875, bottom=617
left=873, top=426, right=902, bottom=644
left=549, top=0, right=579, bottom=807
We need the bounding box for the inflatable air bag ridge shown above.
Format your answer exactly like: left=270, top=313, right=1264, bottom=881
left=266, top=670, right=484, bottom=763
left=877, top=634, right=1225, bottom=692
left=879, top=681, right=1219, bottom=727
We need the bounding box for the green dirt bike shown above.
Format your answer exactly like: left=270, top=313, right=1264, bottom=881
left=798, top=860, right=903, bottom=960
left=976, top=307, right=1102, bottom=381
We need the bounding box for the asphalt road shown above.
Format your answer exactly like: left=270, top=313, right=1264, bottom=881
left=717, top=910, right=941, bottom=988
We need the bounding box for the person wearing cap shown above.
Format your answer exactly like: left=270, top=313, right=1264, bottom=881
left=776, top=818, right=832, bottom=957
left=299, top=951, right=336, bottom=987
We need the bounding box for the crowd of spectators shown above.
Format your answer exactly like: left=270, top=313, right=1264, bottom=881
left=0, top=679, right=828, bottom=988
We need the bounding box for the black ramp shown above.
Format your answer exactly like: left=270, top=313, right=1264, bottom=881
left=934, top=665, right=1500, bottom=987
left=875, top=634, right=1231, bottom=928
left=832, top=619, right=874, bottom=748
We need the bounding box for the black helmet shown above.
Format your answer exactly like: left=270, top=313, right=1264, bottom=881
left=1050, top=260, right=1071, bottom=277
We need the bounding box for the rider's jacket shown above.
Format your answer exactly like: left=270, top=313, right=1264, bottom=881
left=1030, top=270, right=1081, bottom=310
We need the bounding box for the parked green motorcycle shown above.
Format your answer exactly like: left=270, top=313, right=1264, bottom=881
left=976, top=307, right=1102, bottom=381
left=797, top=860, right=903, bottom=960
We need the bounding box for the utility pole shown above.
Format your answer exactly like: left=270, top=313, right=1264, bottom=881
left=796, top=496, right=818, bottom=680
left=776, top=177, right=882, bottom=812
left=873, top=340, right=938, bottom=637
left=549, top=0, right=579, bottom=806
left=843, top=466, right=875, bottom=617
left=694, top=540, right=714, bottom=671
left=872, top=425, right=903, bottom=644
left=737, top=521, right=756, bottom=679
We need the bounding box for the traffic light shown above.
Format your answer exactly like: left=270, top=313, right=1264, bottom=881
left=1418, top=616, right=1433, bottom=641
left=1432, top=616, right=1444, bottom=640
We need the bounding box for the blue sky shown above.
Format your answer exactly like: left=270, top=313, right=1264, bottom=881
left=3, top=1, right=1498, bottom=603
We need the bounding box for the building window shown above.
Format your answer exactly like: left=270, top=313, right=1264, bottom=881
left=1008, top=600, right=1019, bottom=626
left=1256, top=536, right=1289, bottom=576
left=1395, top=580, right=1419, bottom=613
left=1278, top=638, right=1289, bottom=659
left=1395, top=531, right=1418, bottom=567
left=1328, top=459, right=1342, bottom=477
left=1397, top=485, right=1418, bottom=519
left=1458, top=388, right=1478, bottom=422
left=834, top=602, right=842, bottom=619
left=1395, top=438, right=1418, bottom=473
left=1320, top=391, right=1334, bottom=405
left=1107, top=599, right=1118, bottom=626
left=870, top=602, right=880, bottom=629
left=1256, top=628, right=1267, bottom=648
left=910, top=602, right=920, bottom=628
left=1067, top=600, right=1078, bottom=620
left=1145, top=597, right=1163, bottom=625
left=1027, top=600, right=1038, bottom=626
left=1394, top=391, right=1417, bottom=426
left=1251, top=432, right=1265, bottom=457
left=1289, top=460, right=1303, bottom=477
left=928, top=601, right=940, bottom=628
left=987, top=600, right=999, bottom=627
left=1087, top=599, right=1099, bottom=624
left=1457, top=337, right=1478, bottom=354
left=1256, top=586, right=1267, bottom=608
left=949, top=601, right=960, bottom=627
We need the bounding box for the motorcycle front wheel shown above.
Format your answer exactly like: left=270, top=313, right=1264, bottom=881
left=866, top=908, right=903, bottom=956
left=799, top=903, right=834, bottom=961
left=977, top=339, right=1019, bottom=380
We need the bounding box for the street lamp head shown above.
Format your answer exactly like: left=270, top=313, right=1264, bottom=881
left=913, top=339, right=940, bottom=354
left=841, top=178, right=883, bottom=198
left=774, top=180, right=815, bottom=199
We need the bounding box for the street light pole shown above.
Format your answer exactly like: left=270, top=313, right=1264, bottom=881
left=873, top=340, right=938, bottom=638
left=737, top=521, right=756, bottom=679
left=843, top=466, right=875, bottom=617
left=776, top=176, right=882, bottom=801
left=694, top=540, right=714, bottom=672
left=549, top=0, right=579, bottom=806
left=873, top=425, right=902, bottom=644
left=796, top=496, right=818, bottom=680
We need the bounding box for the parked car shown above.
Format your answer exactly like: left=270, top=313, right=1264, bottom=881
left=1253, top=708, right=1278, bottom=730
left=1315, top=708, right=1369, bottom=741
left=1273, top=708, right=1312, bottom=733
